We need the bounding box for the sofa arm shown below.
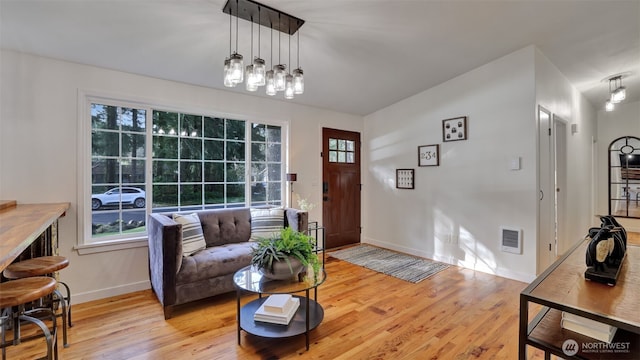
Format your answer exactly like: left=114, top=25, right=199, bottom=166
left=285, top=208, right=308, bottom=234
left=148, top=213, right=181, bottom=318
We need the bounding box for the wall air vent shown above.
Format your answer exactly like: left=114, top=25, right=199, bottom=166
left=501, top=227, right=522, bottom=254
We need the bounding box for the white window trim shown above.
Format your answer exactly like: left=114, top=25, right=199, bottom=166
left=75, top=238, right=148, bottom=255
left=76, top=90, right=290, bottom=254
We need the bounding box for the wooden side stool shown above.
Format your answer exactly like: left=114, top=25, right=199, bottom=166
left=0, top=277, right=58, bottom=360
left=3, top=256, right=71, bottom=347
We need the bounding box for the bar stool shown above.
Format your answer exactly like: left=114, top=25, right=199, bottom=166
left=3, top=256, right=71, bottom=347
left=0, top=277, right=58, bottom=360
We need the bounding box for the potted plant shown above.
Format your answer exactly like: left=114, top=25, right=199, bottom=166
left=251, top=227, right=321, bottom=281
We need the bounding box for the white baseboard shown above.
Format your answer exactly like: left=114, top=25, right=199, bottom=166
left=361, top=236, right=536, bottom=284
left=73, top=280, right=151, bottom=304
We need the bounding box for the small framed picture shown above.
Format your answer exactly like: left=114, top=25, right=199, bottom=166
left=442, top=116, right=468, bottom=142
left=396, top=169, right=415, bottom=189
left=418, top=144, right=439, bottom=167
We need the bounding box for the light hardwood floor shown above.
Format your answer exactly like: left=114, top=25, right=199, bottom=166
left=9, top=233, right=640, bottom=359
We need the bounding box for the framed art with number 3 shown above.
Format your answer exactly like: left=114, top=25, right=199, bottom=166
left=418, top=144, right=439, bottom=166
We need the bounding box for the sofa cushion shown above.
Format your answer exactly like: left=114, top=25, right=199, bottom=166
left=250, top=207, right=285, bottom=240
left=173, top=213, right=207, bottom=258
left=198, top=208, right=252, bottom=247
left=176, top=242, right=254, bottom=284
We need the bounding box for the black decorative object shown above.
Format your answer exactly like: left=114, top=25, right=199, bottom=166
left=584, top=215, right=627, bottom=285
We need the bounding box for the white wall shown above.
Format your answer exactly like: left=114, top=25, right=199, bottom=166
left=534, top=49, right=598, bottom=255
left=0, top=45, right=611, bottom=301
left=596, top=100, right=640, bottom=232
left=0, top=49, right=362, bottom=303
left=363, top=47, right=538, bottom=282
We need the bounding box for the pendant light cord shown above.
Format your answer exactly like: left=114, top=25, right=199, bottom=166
left=288, top=21, right=291, bottom=71
left=297, top=27, right=300, bottom=68
left=235, top=0, right=239, bottom=53
left=257, top=7, right=261, bottom=59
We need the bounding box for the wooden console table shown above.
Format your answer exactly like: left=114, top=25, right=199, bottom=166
left=0, top=201, right=69, bottom=272
left=519, top=238, right=640, bottom=359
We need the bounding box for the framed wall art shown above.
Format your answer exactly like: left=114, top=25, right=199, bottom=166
left=418, top=144, right=439, bottom=166
left=396, top=169, right=415, bottom=189
left=442, top=116, right=467, bottom=142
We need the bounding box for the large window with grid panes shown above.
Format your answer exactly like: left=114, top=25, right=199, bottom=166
left=84, top=99, right=284, bottom=245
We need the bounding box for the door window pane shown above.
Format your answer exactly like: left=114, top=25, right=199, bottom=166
left=347, top=152, right=355, bottom=163
left=347, top=140, right=355, bottom=151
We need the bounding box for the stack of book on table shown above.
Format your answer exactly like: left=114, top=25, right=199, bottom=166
left=254, top=294, right=300, bottom=325
left=561, top=311, right=618, bottom=343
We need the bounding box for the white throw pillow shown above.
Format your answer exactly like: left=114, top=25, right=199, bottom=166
left=250, top=208, right=285, bottom=240
left=173, top=213, right=207, bottom=257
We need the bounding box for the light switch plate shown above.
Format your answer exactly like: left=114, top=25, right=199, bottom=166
left=509, top=157, right=521, bottom=171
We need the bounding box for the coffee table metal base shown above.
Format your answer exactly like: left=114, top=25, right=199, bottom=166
left=237, top=294, right=324, bottom=350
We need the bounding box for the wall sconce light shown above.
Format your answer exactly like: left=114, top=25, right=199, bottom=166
left=286, top=173, right=297, bottom=208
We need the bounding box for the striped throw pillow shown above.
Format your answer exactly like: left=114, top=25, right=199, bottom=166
left=250, top=208, right=285, bottom=240
left=173, top=213, right=207, bottom=257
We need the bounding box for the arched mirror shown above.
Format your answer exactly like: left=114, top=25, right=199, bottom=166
left=609, top=136, right=640, bottom=218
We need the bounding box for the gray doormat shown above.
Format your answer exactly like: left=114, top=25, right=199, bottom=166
left=329, top=244, right=450, bottom=283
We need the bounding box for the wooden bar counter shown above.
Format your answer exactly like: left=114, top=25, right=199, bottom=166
left=0, top=201, right=69, bottom=272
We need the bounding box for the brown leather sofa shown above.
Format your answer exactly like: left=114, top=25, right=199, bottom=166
left=148, top=207, right=308, bottom=319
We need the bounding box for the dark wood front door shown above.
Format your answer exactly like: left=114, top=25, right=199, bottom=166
left=322, top=128, right=361, bottom=249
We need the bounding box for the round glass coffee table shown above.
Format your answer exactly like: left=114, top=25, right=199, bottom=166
left=233, top=266, right=326, bottom=350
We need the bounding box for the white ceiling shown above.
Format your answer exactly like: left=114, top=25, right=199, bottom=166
left=1, top=0, right=639, bottom=116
